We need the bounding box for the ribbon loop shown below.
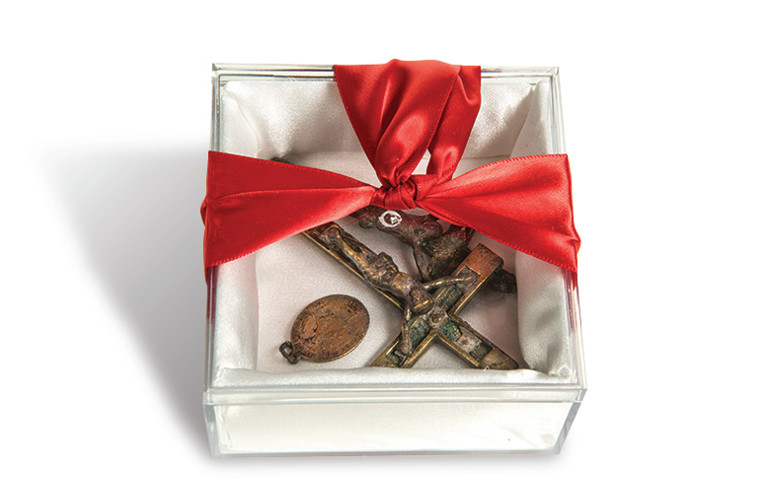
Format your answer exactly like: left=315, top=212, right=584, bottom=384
left=335, top=60, right=481, bottom=188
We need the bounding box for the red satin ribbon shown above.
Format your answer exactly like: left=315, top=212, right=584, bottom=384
left=202, top=60, right=580, bottom=272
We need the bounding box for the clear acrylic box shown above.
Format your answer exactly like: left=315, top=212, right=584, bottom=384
left=204, top=64, right=586, bottom=456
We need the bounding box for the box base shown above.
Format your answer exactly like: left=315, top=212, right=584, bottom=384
left=205, top=398, right=581, bottom=456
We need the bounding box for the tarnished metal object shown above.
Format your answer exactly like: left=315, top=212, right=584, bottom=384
left=310, top=223, right=470, bottom=355
left=354, top=206, right=516, bottom=293
left=279, top=294, right=369, bottom=364
left=316, top=223, right=434, bottom=316
left=304, top=222, right=519, bottom=370
left=371, top=244, right=519, bottom=369
left=354, top=206, right=468, bottom=281
left=488, top=268, right=517, bottom=294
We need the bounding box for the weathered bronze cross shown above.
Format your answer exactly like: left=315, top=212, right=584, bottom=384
left=304, top=222, right=519, bottom=370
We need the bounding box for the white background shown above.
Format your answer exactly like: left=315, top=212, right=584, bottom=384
left=2, top=1, right=769, bottom=478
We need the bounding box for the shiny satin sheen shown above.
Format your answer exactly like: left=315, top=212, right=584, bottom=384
left=202, top=60, right=581, bottom=272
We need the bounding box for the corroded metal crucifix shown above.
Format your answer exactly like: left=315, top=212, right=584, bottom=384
left=303, top=210, right=519, bottom=370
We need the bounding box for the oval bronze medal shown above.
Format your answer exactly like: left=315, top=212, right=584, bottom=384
left=280, top=295, right=369, bottom=364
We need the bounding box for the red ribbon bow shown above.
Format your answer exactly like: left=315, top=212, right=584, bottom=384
left=202, top=60, right=580, bottom=272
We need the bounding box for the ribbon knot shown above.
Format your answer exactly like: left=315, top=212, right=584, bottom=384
left=371, top=175, right=437, bottom=210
